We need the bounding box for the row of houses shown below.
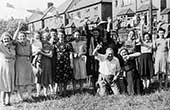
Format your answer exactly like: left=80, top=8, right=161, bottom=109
left=27, top=0, right=170, bottom=34
left=27, top=0, right=112, bottom=34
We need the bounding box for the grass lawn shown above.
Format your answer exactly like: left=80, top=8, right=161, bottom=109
left=1, top=81, right=170, bottom=110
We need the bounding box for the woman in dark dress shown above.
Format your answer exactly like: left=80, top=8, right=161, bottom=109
left=54, top=31, right=73, bottom=95
left=139, top=32, right=154, bottom=90
left=37, top=31, right=53, bottom=96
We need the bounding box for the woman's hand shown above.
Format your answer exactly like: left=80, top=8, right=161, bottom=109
left=96, top=44, right=102, bottom=50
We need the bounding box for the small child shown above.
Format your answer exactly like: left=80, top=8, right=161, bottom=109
left=31, top=32, right=42, bottom=68
left=31, top=32, right=43, bottom=97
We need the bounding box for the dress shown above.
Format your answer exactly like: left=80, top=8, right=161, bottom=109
left=71, top=40, right=87, bottom=80
left=54, top=42, right=73, bottom=83
left=139, top=42, right=154, bottom=79
left=154, top=38, right=169, bottom=74
left=39, top=42, right=52, bottom=87
left=0, top=43, right=16, bottom=92
left=15, top=41, right=34, bottom=86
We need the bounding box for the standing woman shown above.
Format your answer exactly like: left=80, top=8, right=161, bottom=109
left=39, top=31, right=53, bottom=96
left=153, top=28, right=170, bottom=89
left=71, top=29, right=87, bottom=91
left=0, top=32, right=16, bottom=106
left=54, top=31, right=73, bottom=95
left=13, top=24, right=34, bottom=100
left=139, top=32, right=154, bottom=91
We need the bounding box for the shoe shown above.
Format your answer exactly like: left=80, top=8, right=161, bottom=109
left=5, top=103, right=11, bottom=106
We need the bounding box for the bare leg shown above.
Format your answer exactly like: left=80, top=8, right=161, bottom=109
left=1, top=91, right=5, bottom=105
left=36, top=83, right=41, bottom=97
left=49, top=84, right=53, bottom=94
left=18, top=87, right=24, bottom=101
left=54, top=83, right=58, bottom=94
left=26, top=85, right=33, bottom=97
left=6, top=92, right=11, bottom=105
left=43, top=87, right=47, bottom=97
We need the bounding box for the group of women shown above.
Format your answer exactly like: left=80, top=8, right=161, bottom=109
left=0, top=21, right=89, bottom=106
left=0, top=18, right=170, bottom=106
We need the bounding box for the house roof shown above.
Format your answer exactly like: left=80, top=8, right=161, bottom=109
left=137, top=4, right=158, bottom=12
left=161, top=8, right=170, bottom=15
left=68, top=0, right=112, bottom=12
left=56, top=0, right=73, bottom=14
left=27, top=13, right=43, bottom=23
left=42, top=6, right=59, bottom=19
left=117, top=8, right=135, bottom=16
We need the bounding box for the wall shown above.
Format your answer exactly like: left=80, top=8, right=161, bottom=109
left=28, top=21, right=42, bottom=31
left=68, top=4, right=102, bottom=24
left=101, top=3, right=112, bottom=21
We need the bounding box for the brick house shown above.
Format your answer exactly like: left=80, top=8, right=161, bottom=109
left=112, top=0, right=169, bottom=27
left=67, top=0, right=112, bottom=27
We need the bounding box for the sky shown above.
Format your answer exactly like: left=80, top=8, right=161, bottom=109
left=0, top=0, right=67, bottom=20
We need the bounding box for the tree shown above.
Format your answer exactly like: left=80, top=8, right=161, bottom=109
left=0, top=18, right=28, bottom=37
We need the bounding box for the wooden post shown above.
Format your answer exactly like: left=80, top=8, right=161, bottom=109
left=149, top=0, right=153, bottom=34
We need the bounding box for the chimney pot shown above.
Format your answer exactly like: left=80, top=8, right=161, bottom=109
left=48, top=2, right=54, bottom=8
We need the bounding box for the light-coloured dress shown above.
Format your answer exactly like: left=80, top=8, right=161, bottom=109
left=15, top=41, right=34, bottom=86
left=72, top=40, right=87, bottom=80
left=0, top=43, right=16, bottom=92
left=154, top=38, right=170, bottom=74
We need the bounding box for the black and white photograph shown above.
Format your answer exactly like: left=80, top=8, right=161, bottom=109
left=0, top=0, right=170, bottom=109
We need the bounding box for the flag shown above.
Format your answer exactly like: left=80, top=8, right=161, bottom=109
left=6, top=3, right=15, bottom=8
left=26, top=9, right=43, bottom=15
left=65, top=12, right=71, bottom=19
left=73, top=15, right=81, bottom=20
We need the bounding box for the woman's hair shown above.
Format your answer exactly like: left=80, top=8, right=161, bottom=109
left=158, top=27, right=166, bottom=33
left=143, top=32, right=152, bottom=40
left=73, top=28, right=81, bottom=35
left=1, top=32, right=12, bottom=42
left=50, top=28, right=57, bottom=33
left=118, top=47, right=128, bottom=56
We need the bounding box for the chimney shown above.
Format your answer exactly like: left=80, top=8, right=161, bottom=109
left=48, top=2, right=54, bottom=8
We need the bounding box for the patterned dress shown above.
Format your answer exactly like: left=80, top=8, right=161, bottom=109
left=54, top=42, right=73, bottom=83
left=0, top=43, right=16, bottom=92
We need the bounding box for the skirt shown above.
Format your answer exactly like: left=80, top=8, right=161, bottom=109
left=139, top=53, right=154, bottom=79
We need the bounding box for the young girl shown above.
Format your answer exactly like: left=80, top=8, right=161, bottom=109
left=139, top=32, right=154, bottom=90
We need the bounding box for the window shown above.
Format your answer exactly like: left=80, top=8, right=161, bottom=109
left=86, top=8, right=90, bottom=13
left=122, top=0, right=132, bottom=7
left=140, top=0, right=149, bottom=3
left=94, top=6, right=98, bottom=11
left=77, top=12, right=81, bottom=18
left=115, top=0, right=118, bottom=7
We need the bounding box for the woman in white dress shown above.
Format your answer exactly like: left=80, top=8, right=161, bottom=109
left=0, top=32, right=16, bottom=106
